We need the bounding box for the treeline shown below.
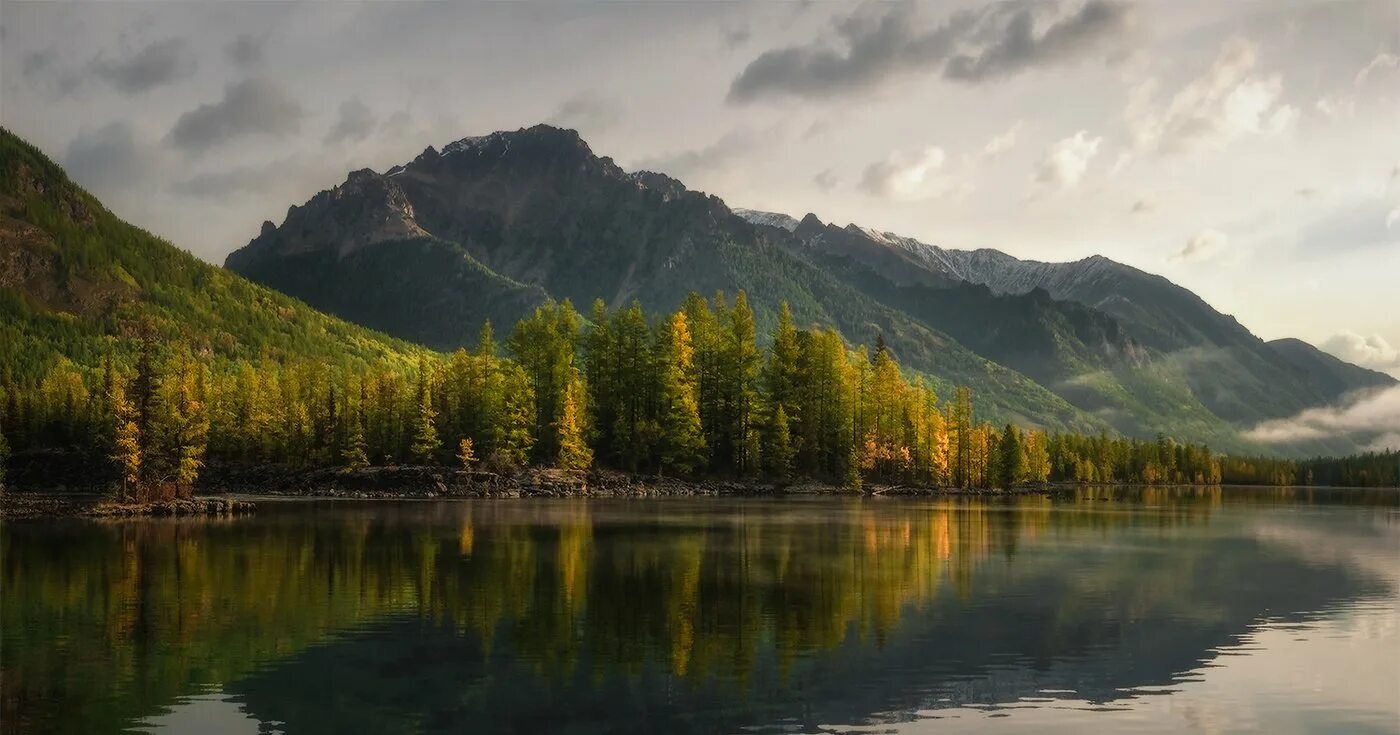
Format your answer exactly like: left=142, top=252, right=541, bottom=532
left=1220, top=451, right=1400, bottom=488
left=2, top=293, right=1376, bottom=499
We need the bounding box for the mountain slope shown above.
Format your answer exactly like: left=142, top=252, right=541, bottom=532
left=1267, top=338, right=1395, bottom=401
left=225, top=124, right=1388, bottom=454
left=746, top=214, right=1250, bottom=448
left=0, top=128, right=419, bottom=380
left=755, top=211, right=1394, bottom=435
left=228, top=126, right=1107, bottom=433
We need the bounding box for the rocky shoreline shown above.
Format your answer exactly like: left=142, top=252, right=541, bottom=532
left=0, top=494, right=257, bottom=520
left=1, top=464, right=1057, bottom=519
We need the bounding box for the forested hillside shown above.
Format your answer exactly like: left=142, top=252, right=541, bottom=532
left=0, top=129, right=421, bottom=381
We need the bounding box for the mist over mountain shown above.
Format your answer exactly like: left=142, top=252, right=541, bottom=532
left=225, top=124, right=1393, bottom=455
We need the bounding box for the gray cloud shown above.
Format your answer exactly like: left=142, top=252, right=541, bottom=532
left=21, top=48, right=81, bottom=96
left=166, top=78, right=304, bottom=154
left=945, top=0, right=1128, bottom=82
left=729, top=0, right=1130, bottom=102
left=89, top=38, right=197, bottom=94
left=722, top=23, right=752, bottom=49
left=1171, top=229, right=1227, bottom=262
left=633, top=126, right=782, bottom=181
left=324, top=98, right=377, bottom=144
left=224, top=34, right=266, bottom=67
left=1294, top=198, right=1400, bottom=256
left=813, top=168, right=840, bottom=192
left=546, top=92, right=623, bottom=135
left=174, top=166, right=269, bottom=199
left=64, top=122, right=163, bottom=190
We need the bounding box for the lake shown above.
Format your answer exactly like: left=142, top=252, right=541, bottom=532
left=3, top=487, right=1398, bottom=734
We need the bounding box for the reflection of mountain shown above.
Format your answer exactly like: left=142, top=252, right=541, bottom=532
left=1, top=493, right=1392, bottom=734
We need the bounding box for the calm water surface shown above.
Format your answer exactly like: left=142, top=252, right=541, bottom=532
left=3, top=487, right=1398, bottom=734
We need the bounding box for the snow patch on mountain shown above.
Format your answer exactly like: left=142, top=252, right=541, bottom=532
left=733, top=208, right=800, bottom=232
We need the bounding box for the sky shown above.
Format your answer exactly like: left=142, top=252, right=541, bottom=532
left=2, top=0, right=1399, bottom=378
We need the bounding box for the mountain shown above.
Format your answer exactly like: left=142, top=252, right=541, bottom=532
left=228, top=125, right=1108, bottom=434
left=0, top=128, right=419, bottom=380
left=761, top=213, right=1395, bottom=436
left=225, top=124, right=1390, bottom=454
left=1267, top=338, right=1395, bottom=401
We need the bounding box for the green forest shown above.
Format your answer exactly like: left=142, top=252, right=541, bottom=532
left=5, top=295, right=1395, bottom=500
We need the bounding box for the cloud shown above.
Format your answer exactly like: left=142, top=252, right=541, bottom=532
left=1034, top=130, right=1100, bottom=188
left=860, top=146, right=966, bottom=201
left=174, top=166, right=270, bottom=199
left=21, top=48, right=81, bottom=96
left=1321, top=332, right=1400, bottom=370
left=1295, top=198, right=1400, bottom=255
left=1245, top=385, right=1400, bottom=446
left=1171, top=228, right=1227, bottom=262
left=324, top=98, right=377, bottom=144
left=89, top=38, right=197, bottom=94
left=64, top=123, right=164, bottom=190
left=728, top=0, right=1131, bottom=102
left=943, top=0, right=1131, bottom=83
left=1127, top=37, right=1297, bottom=154
left=982, top=121, right=1022, bottom=157
left=722, top=23, right=752, bottom=49
left=1315, top=95, right=1355, bottom=120
left=166, top=78, right=304, bottom=154
left=813, top=168, right=840, bottom=192
left=633, top=126, right=782, bottom=181
left=1354, top=52, right=1398, bottom=87
left=225, top=34, right=266, bottom=67
left=546, top=92, right=623, bottom=134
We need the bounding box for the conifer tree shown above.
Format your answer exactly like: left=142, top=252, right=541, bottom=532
left=156, top=353, right=210, bottom=498
left=457, top=437, right=477, bottom=469
left=556, top=372, right=592, bottom=470
left=723, top=291, right=761, bottom=474
left=342, top=408, right=370, bottom=470
left=410, top=359, right=441, bottom=463
left=658, top=311, right=706, bottom=474
left=766, top=404, right=794, bottom=480
left=0, top=415, right=8, bottom=495
left=995, top=423, right=1024, bottom=489
left=765, top=302, right=800, bottom=413
left=109, top=376, right=142, bottom=499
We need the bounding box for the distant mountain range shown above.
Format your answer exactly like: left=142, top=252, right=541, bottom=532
left=223, top=124, right=1393, bottom=455
left=3, top=121, right=1379, bottom=457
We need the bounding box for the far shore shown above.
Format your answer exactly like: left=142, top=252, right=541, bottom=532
left=0, top=464, right=1071, bottom=519
left=3, top=464, right=1394, bottom=520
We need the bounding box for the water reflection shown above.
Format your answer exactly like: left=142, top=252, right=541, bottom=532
left=3, top=487, right=1397, bottom=734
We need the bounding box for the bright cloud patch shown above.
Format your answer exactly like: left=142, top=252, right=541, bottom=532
left=1321, top=331, right=1400, bottom=369
left=1245, top=385, right=1400, bottom=447
left=860, top=146, right=963, bottom=201
left=1127, top=37, right=1297, bottom=154
left=1035, top=130, right=1101, bottom=188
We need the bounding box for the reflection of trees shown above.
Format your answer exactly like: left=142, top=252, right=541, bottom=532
left=1, top=491, right=1389, bottom=733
